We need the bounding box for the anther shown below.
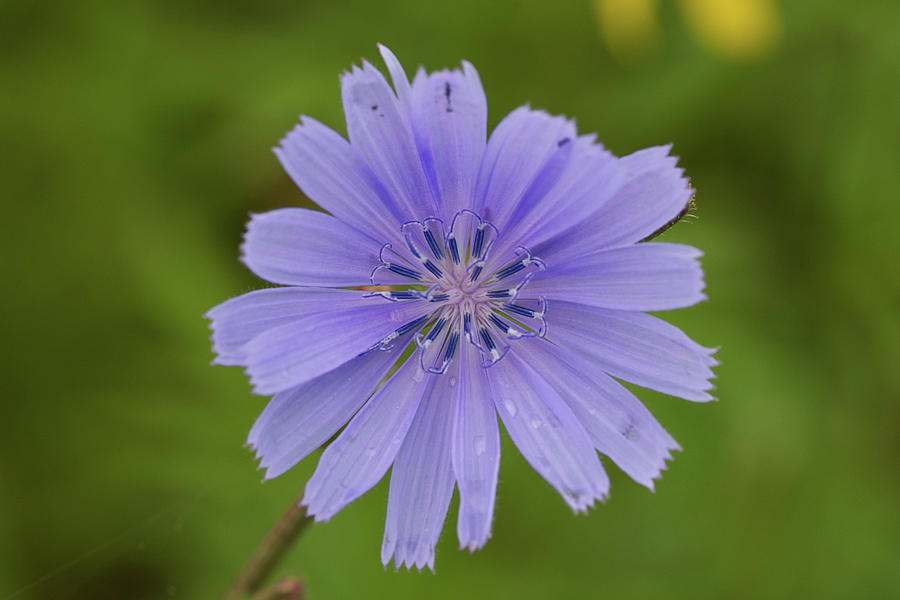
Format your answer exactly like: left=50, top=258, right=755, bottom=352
left=447, top=234, right=460, bottom=264
left=423, top=227, right=443, bottom=260
left=387, top=263, right=423, bottom=280
left=473, top=224, right=485, bottom=258
left=495, top=260, right=526, bottom=280
left=390, top=290, right=418, bottom=300
left=395, top=315, right=429, bottom=336
left=502, top=303, right=535, bottom=318
left=424, top=317, right=447, bottom=344
left=479, top=327, right=502, bottom=363
left=488, top=313, right=510, bottom=331
left=421, top=258, right=443, bottom=278
left=479, top=327, right=495, bottom=351
left=444, top=332, right=459, bottom=363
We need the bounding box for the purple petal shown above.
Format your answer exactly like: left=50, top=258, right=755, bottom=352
left=247, top=338, right=410, bottom=480
left=341, top=62, right=437, bottom=221
left=242, top=291, right=429, bottom=394
left=526, top=243, right=706, bottom=311
left=533, top=145, right=693, bottom=263
left=302, top=357, right=427, bottom=522
left=489, top=352, right=609, bottom=511
left=409, top=61, right=487, bottom=220
left=499, top=135, right=622, bottom=252
left=377, top=44, right=413, bottom=111
left=545, top=301, right=718, bottom=402
left=241, top=208, right=379, bottom=287
left=381, top=374, right=456, bottom=571
left=451, top=343, right=499, bottom=551
left=513, top=338, right=680, bottom=489
left=274, top=116, right=404, bottom=241
left=474, top=107, right=577, bottom=233
left=206, top=287, right=354, bottom=367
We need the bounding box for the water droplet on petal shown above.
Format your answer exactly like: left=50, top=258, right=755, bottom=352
left=530, top=417, right=542, bottom=429
left=503, top=400, right=517, bottom=417
left=473, top=435, right=486, bottom=456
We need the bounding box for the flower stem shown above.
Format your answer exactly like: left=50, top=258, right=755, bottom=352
left=224, top=492, right=312, bottom=600
left=249, top=577, right=303, bottom=600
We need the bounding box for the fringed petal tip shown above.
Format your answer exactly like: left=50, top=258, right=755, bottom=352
left=704, top=347, right=722, bottom=367
left=299, top=495, right=337, bottom=524
left=459, top=533, right=491, bottom=553
left=381, top=543, right=437, bottom=573
left=272, top=120, right=312, bottom=160
left=456, top=502, right=494, bottom=554
left=245, top=450, right=284, bottom=484
left=640, top=442, right=683, bottom=492
left=565, top=490, right=607, bottom=514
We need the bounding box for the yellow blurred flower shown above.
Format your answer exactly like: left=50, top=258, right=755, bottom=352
left=593, top=0, right=782, bottom=62
left=679, top=0, right=781, bottom=59
left=593, top=0, right=662, bottom=63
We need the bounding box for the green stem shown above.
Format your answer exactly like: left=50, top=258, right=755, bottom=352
left=224, top=492, right=311, bottom=600
left=250, top=577, right=304, bottom=600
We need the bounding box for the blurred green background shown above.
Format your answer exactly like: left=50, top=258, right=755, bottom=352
left=2, top=0, right=899, bottom=598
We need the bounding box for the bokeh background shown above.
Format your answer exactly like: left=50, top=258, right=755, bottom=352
left=2, top=0, right=898, bottom=598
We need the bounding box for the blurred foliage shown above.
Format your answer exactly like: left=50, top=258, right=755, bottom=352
left=1, top=0, right=899, bottom=598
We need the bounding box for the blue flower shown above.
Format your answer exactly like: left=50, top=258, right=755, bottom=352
left=207, top=45, right=716, bottom=571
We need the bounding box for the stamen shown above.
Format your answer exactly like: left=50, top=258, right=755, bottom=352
left=363, top=290, right=419, bottom=302
left=424, top=317, right=447, bottom=344
left=486, top=289, right=513, bottom=299
left=447, top=234, right=460, bottom=264
left=369, top=314, right=428, bottom=351
left=495, top=260, right=526, bottom=280
left=488, top=313, right=510, bottom=332
left=501, top=299, right=549, bottom=337
left=463, top=312, right=474, bottom=342
left=423, top=217, right=445, bottom=260
left=479, top=327, right=495, bottom=350
left=421, top=258, right=443, bottom=278
left=490, top=311, right=528, bottom=339
left=444, top=332, right=459, bottom=363
left=388, top=263, right=423, bottom=280
left=473, top=224, right=485, bottom=258
left=478, top=327, right=503, bottom=364
left=390, top=290, right=418, bottom=300
left=423, top=227, right=443, bottom=260
left=502, top=303, right=535, bottom=318
left=396, top=315, right=429, bottom=336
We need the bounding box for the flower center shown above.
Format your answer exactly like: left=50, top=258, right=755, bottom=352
left=367, top=210, right=547, bottom=373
